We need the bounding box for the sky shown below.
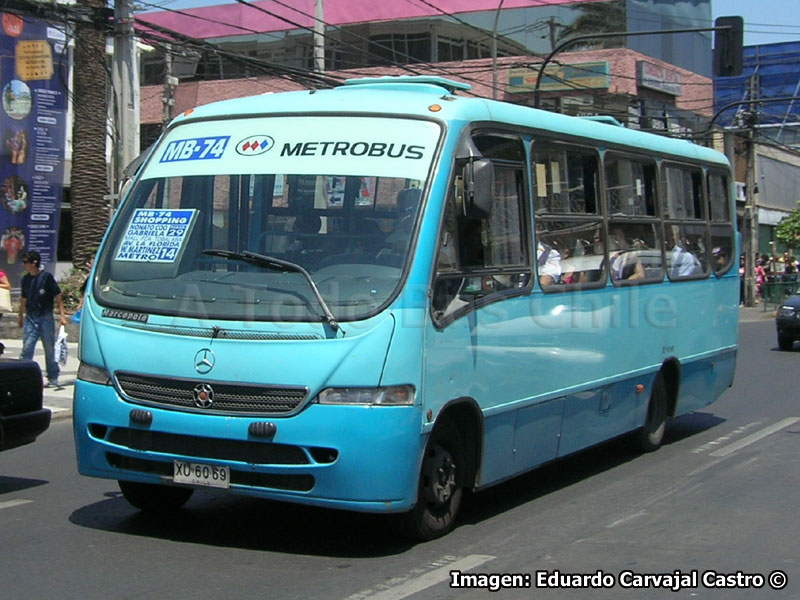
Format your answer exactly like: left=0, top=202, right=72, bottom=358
left=712, top=0, right=800, bottom=46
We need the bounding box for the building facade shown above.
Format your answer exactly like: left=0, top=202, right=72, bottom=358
left=714, top=41, right=800, bottom=254
left=137, top=0, right=716, bottom=143
left=137, top=0, right=714, bottom=82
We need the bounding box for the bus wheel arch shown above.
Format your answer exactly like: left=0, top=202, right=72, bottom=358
left=436, top=399, right=482, bottom=489
left=660, top=358, right=681, bottom=418
left=400, top=399, right=482, bottom=540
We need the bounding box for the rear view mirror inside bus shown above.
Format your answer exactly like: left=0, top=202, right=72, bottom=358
left=462, top=158, right=494, bottom=220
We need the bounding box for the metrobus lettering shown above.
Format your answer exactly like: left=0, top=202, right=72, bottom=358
left=160, top=136, right=230, bottom=162
left=280, top=141, right=425, bottom=159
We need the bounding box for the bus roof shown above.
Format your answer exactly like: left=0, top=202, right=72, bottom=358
left=171, top=76, right=728, bottom=168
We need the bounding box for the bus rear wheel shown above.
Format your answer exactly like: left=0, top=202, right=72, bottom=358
left=635, top=372, right=668, bottom=453
left=401, top=417, right=464, bottom=541
left=118, top=480, right=194, bottom=512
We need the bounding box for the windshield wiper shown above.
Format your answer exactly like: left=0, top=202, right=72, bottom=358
left=202, top=249, right=340, bottom=333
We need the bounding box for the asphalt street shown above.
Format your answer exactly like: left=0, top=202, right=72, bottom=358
left=1, top=314, right=797, bottom=600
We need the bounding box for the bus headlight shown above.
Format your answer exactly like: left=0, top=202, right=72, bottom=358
left=317, top=385, right=415, bottom=406
left=77, top=362, right=113, bottom=385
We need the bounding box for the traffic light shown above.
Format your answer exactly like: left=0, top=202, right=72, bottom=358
left=714, top=16, right=744, bottom=77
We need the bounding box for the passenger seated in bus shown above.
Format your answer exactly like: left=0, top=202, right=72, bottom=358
left=609, top=228, right=645, bottom=281
left=560, top=244, right=577, bottom=284
left=288, top=213, right=323, bottom=255
left=666, top=226, right=701, bottom=278
left=537, top=240, right=561, bottom=286
left=712, top=246, right=728, bottom=273
left=294, top=213, right=321, bottom=233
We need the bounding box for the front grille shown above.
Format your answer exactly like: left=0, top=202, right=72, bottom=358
left=106, top=453, right=315, bottom=492
left=107, top=428, right=312, bottom=464
left=115, top=372, right=308, bottom=415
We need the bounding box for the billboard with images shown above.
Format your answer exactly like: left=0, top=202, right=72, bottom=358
left=0, top=13, right=69, bottom=286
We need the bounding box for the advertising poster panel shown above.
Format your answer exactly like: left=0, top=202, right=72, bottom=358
left=0, top=13, right=68, bottom=286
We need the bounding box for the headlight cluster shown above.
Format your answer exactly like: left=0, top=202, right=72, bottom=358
left=778, top=306, right=799, bottom=318
left=77, top=362, right=113, bottom=385
left=317, top=385, right=415, bottom=406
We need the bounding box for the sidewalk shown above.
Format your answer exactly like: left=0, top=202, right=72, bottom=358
left=739, top=303, right=776, bottom=323
left=2, top=305, right=774, bottom=422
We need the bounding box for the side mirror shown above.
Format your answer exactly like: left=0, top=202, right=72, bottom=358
left=462, top=158, right=494, bottom=219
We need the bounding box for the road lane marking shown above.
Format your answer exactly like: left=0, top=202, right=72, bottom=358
left=692, top=420, right=764, bottom=454
left=346, top=554, right=495, bottom=600
left=709, top=417, right=800, bottom=458
left=606, top=510, right=647, bottom=529
left=0, top=499, right=33, bottom=511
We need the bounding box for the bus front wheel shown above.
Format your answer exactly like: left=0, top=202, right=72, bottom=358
left=118, top=480, right=194, bottom=512
left=635, top=372, right=668, bottom=453
left=402, top=416, right=464, bottom=541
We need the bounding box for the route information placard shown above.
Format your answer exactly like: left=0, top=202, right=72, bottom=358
left=115, top=209, right=197, bottom=263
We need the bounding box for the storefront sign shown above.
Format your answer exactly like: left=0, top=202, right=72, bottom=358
left=507, top=62, right=610, bottom=94
left=637, top=61, right=683, bottom=96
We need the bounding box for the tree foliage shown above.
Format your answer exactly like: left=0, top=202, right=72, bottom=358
left=71, top=0, right=109, bottom=270
left=776, top=202, right=800, bottom=250
left=557, top=0, right=626, bottom=50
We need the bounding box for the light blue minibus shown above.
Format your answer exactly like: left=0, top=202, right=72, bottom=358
left=74, top=76, right=738, bottom=539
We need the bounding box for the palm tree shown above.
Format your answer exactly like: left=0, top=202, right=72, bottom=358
left=557, top=0, right=627, bottom=50
left=71, top=0, right=110, bottom=269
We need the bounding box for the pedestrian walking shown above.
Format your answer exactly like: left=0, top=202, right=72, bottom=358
left=18, top=250, right=67, bottom=387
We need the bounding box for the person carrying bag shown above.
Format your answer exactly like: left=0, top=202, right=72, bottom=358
left=18, top=250, right=67, bottom=387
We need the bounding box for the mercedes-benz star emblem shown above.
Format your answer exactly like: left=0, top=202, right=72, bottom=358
left=194, top=348, right=215, bottom=374
left=193, top=383, right=214, bottom=409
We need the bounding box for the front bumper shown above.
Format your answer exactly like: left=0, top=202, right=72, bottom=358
left=0, top=408, right=51, bottom=451
left=776, top=316, right=800, bottom=340
left=73, top=380, right=424, bottom=512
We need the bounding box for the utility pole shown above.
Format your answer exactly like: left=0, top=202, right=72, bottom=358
left=548, top=16, right=559, bottom=51
left=313, top=0, right=324, bottom=73
left=491, top=0, right=505, bottom=100
left=163, top=43, right=177, bottom=127
left=743, top=75, right=759, bottom=307
left=112, top=0, right=140, bottom=188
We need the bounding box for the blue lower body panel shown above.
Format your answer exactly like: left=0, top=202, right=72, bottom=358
left=675, top=348, right=737, bottom=416
left=73, top=381, right=424, bottom=513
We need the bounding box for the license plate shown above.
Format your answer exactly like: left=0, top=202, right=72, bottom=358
left=173, top=460, right=230, bottom=489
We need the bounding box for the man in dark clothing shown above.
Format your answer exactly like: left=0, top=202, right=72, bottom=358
left=18, top=250, right=67, bottom=387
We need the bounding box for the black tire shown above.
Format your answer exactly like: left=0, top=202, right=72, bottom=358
left=118, top=480, right=193, bottom=513
left=400, top=417, right=464, bottom=541
left=778, top=335, right=794, bottom=351
left=635, top=372, right=668, bottom=453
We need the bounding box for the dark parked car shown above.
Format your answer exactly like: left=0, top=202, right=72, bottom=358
left=776, top=290, right=800, bottom=351
left=0, top=359, right=50, bottom=451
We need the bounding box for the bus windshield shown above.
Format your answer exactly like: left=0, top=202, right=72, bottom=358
left=94, top=116, right=441, bottom=322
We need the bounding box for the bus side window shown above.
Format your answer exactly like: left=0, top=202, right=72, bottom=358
left=532, top=142, right=604, bottom=291
left=664, top=164, right=710, bottom=281
left=708, top=171, right=734, bottom=276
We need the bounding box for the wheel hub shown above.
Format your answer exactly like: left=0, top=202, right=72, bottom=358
left=422, top=445, right=456, bottom=505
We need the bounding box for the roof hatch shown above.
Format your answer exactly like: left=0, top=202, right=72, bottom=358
left=343, top=76, right=472, bottom=95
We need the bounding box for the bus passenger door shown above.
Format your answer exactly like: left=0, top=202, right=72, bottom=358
left=427, top=131, right=563, bottom=486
